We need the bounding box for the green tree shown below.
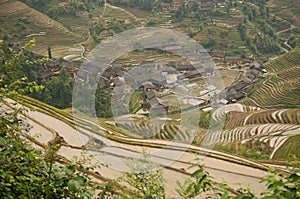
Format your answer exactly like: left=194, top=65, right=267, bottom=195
left=43, top=68, right=73, bottom=109
left=0, top=40, right=95, bottom=199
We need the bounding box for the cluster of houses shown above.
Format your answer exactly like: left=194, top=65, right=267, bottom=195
left=208, top=49, right=242, bottom=65
left=161, top=0, right=225, bottom=12
left=38, top=60, right=80, bottom=82
left=38, top=43, right=268, bottom=116
left=95, top=59, right=217, bottom=115
left=140, top=82, right=169, bottom=115
left=223, top=68, right=263, bottom=103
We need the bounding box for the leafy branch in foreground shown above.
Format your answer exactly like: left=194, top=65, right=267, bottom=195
left=176, top=158, right=300, bottom=199
left=260, top=157, right=300, bottom=199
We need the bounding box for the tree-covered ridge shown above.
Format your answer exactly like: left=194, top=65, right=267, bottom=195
left=169, top=0, right=282, bottom=55
left=19, top=0, right=105, bottom=19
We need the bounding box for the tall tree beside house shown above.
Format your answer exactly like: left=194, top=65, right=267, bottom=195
left=48, top=46, right=52, bottom=59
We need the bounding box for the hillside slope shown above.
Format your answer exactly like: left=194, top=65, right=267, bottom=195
left=242, top=47, right=300, bottom=108
left=0, top=0, right=83, bottom=57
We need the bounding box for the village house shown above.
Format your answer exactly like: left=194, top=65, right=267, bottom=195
left=200, top=0, right=215, bottom=11
left=161, top=3, right=172, bottom=11
left=141, top=84, right=169, bottom=116
left=184, top=70, right=201, bottom=79
left=145, top=89, right=159, bottom=100
left=225, top=56, right=242, bottom=65
left=141, top=82, right=156, bottom=92
left=98, top=76, right=110, bottom=89
left=226, top=88, right=246, bottom=102
left=41, top=61, right=61, bottom=72
left=211, top=50, right=226, bottom=59
left=174, top=63, right=195, bottom=71
left=38, top=61, right=62, bottom=81
left=148, top=97, right=169, bottom=115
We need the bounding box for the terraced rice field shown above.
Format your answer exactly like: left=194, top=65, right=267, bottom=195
left=102, top=3, right=140, bottom=26
left=209, top=103, right=300, bottom=159
left=226, top=108, right=300, bottom=128
left=242, top=47, right=300, bottom=108
left=212, top=103, right=261, bottom=122
left=115, top=119, right=195, bottom=143
left=115, top=102, right=300, bottom=159
left=0, top=0, right=83, bottom=57
left=204, top=123, right=300, bottom=158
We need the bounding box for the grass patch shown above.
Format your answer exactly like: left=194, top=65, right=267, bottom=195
left=273, top=135, right=300, bottom=160
left=121, top=7, right=150, bottom=18
left=129, top=91, right=143, bottom=113
left=214, top=140, right=271, bottom=160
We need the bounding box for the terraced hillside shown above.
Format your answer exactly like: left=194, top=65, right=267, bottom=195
left=208, top=103, right=300, bottom=160
left=102, top=3, right=140, bottom=25
left=0, top=0, right=83, bottom=57
left=116, top=119, right=197, bottom=143
left=226, top=108, right=300, bottom=129
left=268, top=0, right=300, bottom=26
left=242, top=47, right=300, bottom=108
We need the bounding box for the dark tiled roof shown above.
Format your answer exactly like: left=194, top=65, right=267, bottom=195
left=146, top=89, right=159, bottom=99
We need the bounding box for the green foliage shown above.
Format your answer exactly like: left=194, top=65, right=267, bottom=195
left=288, top=35, right=300, bottom=48
left=0, top=40, right=45, bottom=98
left=0, top=40, right=95, bottom=199
left=31, top=68, right=73, bottom=109
left=108, top=0, right=153, bottom=11
left=261, top=158, right=300, bottom=198
left=176, top=161, right=256, bottom=199
left=20, top=0, right=105, bottom=19
left=121, top=156, right=165, bottom=199
left=95, top=88, right=113, bottom=118
left=176, top=163, right=213, bottom=198
left=0, top=127, right=95, bottom=198
left=214, top=140, right=271, bottom=160
left=99, top=155, right=165, bottom=199
left=176, top=157, right=300, bottom=198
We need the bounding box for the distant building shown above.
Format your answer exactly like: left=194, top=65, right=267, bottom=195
left=226, top=89, right=245, bottom=102
left=141, top=82, right=156, bottom=92
left=145, top=89, right=159, bottom=100
left=200, top=0, right=215, bottom=11
left=148, top=97, right=169, bottom=115
left=184, top=70, right=201, bottom=79
left=225, top=56, right=241, bottom=65
left=219, top=99, right=228, bottom=104
left=212, top=50, right=226, bottom=59
left=202, top=107, right=213, bottom=112
left=161, top=3, right=172, bottom=11
left=175, top=63, right=195, bottom=71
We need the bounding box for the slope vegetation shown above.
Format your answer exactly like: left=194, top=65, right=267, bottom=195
left=0, top=0, right=83, bottom=57
left=242, top=47, right=300, bottom=108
